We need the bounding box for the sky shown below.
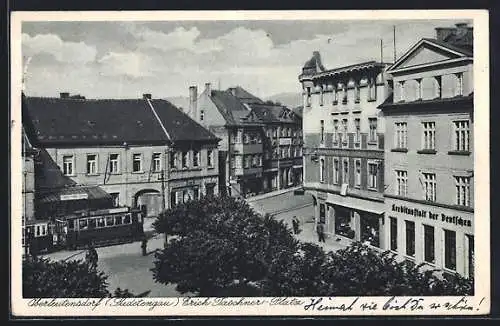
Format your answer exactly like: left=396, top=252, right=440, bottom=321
left=21, top=19, right=471, bottom=99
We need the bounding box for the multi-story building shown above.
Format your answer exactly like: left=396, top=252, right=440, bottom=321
left=379, top=23, right=474, bottom=278
left=188, top=84, right=302, bottom=198
left=22, top=127, right=36, bottom=255
left=299, top=51, right=392, bottom=248
left=23, top=93, right=220, bottom=218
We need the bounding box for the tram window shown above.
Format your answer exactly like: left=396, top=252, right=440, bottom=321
left=124, top=214, right=131, bottom=224
left=88, top=218, right=96, bottom=228
left=96, top=218, right=105, bottom=228
left=36, top=226, right=40, bottom=236
left=106, top=216, right=115, bottom=227
left=115, top=216, right=123, bottom=225
left=41, top=225, right=47, bottom=236
left=68, top=220, right=74, bottom=230
left=79, top=219, right=88, bottom=230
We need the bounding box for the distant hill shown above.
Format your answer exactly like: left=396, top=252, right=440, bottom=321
left=166, top=96, right=190, bottom=112
left=265, top=92, right=302, bottom=109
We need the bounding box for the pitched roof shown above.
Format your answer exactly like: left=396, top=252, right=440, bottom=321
left=422, top=38, right=473, bottom=56
left=210, top=89, right=264, bottom=127
left=227, top=86, right=264, bottom=104
left=248, top=104, right=298, bottom=124
left=23, top=96, right=219, bottom=146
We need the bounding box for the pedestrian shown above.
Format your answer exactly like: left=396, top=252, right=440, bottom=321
left=141, top=237, right=148, bottom=256
left=316, top=223, right=326, bottom=243
left=292, top=216, right=299, bottom=234
left=86, top=242, right=98, bottom=270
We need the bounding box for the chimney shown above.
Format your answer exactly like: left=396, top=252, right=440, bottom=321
left=455, top=22, right=471, bottom=38
left=60, top=92, right=70, bottom=99
left=435, top=27, right=453, bottom=42
left=205, top=82, right=211, bottom=95
left=189, top=86, right=198, bottom=118
left=143, top=93, right=152, bottom=100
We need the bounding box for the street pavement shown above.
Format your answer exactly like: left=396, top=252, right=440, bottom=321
left=41, top=188, right=351, bottom=297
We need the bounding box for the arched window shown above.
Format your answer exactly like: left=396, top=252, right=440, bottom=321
left=441, top=74, right=459, bottom=98
left=404, top=79, right=420, bottom=102
left=421, top=77, right=439, bottom=100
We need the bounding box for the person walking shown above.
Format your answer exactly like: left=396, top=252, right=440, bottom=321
left=316, top=222, right=326, bottom=243
left=86, top=242, right=98, bottom=270
left=292, top=216, right=299, bottom=234
left=141, top=237, right=148, bottom=256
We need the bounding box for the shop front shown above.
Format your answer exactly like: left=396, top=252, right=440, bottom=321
left=384, top=196, right=474, bottom=278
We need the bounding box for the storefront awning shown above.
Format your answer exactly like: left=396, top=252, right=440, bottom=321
left=38, top=185, right=112, bottom=204
left=328, top=193, right=385, bottom=215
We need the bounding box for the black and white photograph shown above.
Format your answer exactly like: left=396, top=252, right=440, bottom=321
left=10, top=10, right=490, bottom=316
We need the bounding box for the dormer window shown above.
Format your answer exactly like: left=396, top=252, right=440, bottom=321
left=200, top=110, right=205, bottom=121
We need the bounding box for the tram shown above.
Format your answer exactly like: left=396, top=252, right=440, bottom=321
left=25, top=206, right=144, bottom=254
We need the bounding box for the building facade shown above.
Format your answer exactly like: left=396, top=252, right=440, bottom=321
left=23, top=93, right=220, bottom=218
left=188, top=84, right=302, bottom=198
left=299, top=51, right=392, bottom=248
left=379, top=23, right=474, bottom=278
left=22, top=127, right=36, bottom=255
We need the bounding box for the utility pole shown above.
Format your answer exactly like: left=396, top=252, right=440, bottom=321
left=380, top=39, right=383, bottom=63
left=393, top=25, right=397, bottom=63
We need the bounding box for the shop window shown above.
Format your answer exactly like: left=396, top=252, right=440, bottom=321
left=361, top=215, right=380, bottom=248
left=206, top=184, right=215, bottom=197
left=390, top=217, right=398, bottom=251
left=444, top=229, right=457, bottom=271
left=424, top=224, right=435, bottom=264
left=466, top=234, right=474, bottom=279
left=405, top=220, right=415, bottom=257
left=335, top=207, right=355, bottom=239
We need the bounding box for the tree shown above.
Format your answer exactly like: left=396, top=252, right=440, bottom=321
left=23, top=256, right=143, bottom=298
left=152, top=196, right=473, bottom=297
left=152, top=195, right=299, bottom=296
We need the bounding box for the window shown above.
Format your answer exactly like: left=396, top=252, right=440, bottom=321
left=193, top=150, right=199, bottom=167
left=206, top=184, right=215, bottom=197
left=423, top=173, right=436, bottom=202
left=333, top=158, right=340, bottom=184
left=320, top=120, right=325, bottom=143
left=96, top=217, right=105, bottom=228
left=398, top=81, right=405, bottom=102
left=115, top=216, right=123, bottom=225
left=434, top=76, right=442, bottom=98
left=132, top=153, right=142, bottom=172
left=252, top=155, right=258, bottom=167
left=394, top=122, right=408, bottom=148
left=341, top=119, right=348, bottom=144
left=244, top=156, right=251, bottom=168
left=354, top=119, right=360, bottom=143
left=152, top=153, right=161, bottom=172
left=87, top=154, right=98, bottom=175
left=390, top=217, right=398, bottom=251
left=368, top=163, right=378, bottom=189
left=200, top=109, right=205, bottom=121
left=405, top=220, right=415, bottom=257
left=368, top=78, right=377, bottom=101
left=455, top=176, right=471, bottom=207
left=63, top=155, right=74, bottom=176
left=342, top=84, right=348, bottom=104
left=170, top=191, right=177, bottom=207
left=306, top=87, right=311, bottom=107
left=333, top=86, right=338, bottom=104
left=109, top=154, right=119, bottom=174
left=194, top=187, right=199, bottom=200
left=207, top=150, right=213, bottom=167
left=422, top=122, right=436, bottom=150
left=123, top=214, right=131, bottom=224
left=106, top=216, right=115, bottom=227
left=79, top=219, right=88, bottom=230
left=354, top=82, right=360, bottom=103
left=455, top=73, right=463, bottom=96
left=319, top=85, right=324, bottom=106
left=342, top=159, right=349, bottom=184
left=182, top=152, right=188, bottom=168
left=273, top=128, right=278, bottom=138
left=243, top=133, right=249, bottom=144
left=424, top=225, right=435, bottom=263
left=396, top=170, right=408, bottom=196
left=170, top=152, right=177, bottom=169
left=453, top=120, right=470, bottom=152
left=444, top=229, right=456, bottom=270
left=369, top=118, right=378, bottom=142
left=110, top=193, right=119, bottom=207
left=333, top=119, right=339, bottom=143
left=416, top=79, right=423, bottom=100
left=319, top=158, right=325, bottom=183
left=355, top=159, right=361, bottom=187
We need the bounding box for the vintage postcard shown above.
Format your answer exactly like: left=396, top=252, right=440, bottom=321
left=10, top=10, right=490, bottom=317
